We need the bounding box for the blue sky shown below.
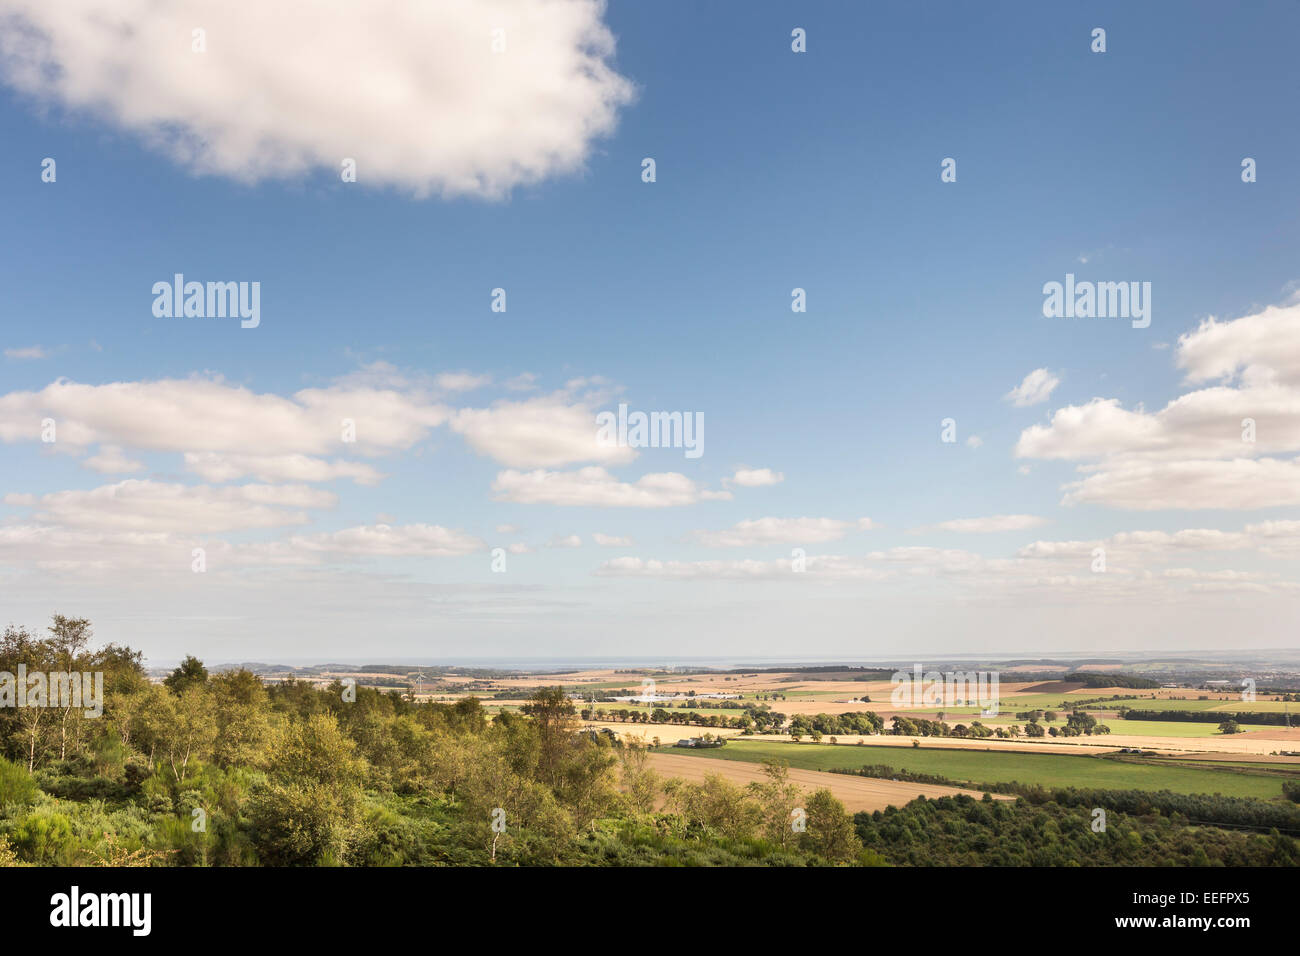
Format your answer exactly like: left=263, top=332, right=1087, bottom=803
left=1, top=0, right=1298, bottom=663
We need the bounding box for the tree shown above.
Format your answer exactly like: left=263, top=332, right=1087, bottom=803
left=164, top=656, right=208, bottom=694
left=746, top=759, right=802, bottom=849
left=0, top=626, right=51, bottom=769
left=162, top=686, right=216, bottom=784
left=249, top=713, right=368, bottom=865
left=461, top=735, right=574, bottom=863
left=618, top=743, right=659, bottom=815
left=1219, top=719, right=1241, bottom=735
left=666, top=772, right=760, bottom=842
left=799, top=789, right=862, bottom=862
left=210, top=669, right=270, bottom=767
left=520, top=686, right=578, bottom=788
left=47, top=616, right=93, bottom=761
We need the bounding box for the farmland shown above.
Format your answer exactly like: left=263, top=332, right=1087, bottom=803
left=653, top=739, right=1299, bottom=799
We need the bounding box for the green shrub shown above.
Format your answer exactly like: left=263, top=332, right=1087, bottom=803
left=0, top=757, right=38, bottom=807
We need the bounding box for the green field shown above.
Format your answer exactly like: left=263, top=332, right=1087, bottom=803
left=1098, top=719, right=1250, bottom=738
left=656, top=739, right=1293, bottom=799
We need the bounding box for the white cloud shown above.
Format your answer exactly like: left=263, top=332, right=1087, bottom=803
left=1014, top=388, right=1300, bottom=462
left=1015, top=298, right=1300, bottom=510
left=592, top=532, right=633, bottom=546
left=691, top=517, right=872, bottom=547
left=3, top=345, right=46, bottom=359
left=724, top=466, right=784, bottom=488
left=1061, top=458, right=1300, bottom=511
left=596, top=557, right=792, bottom=579
left=436, top=372, right=492, bottom=392
left=1004, top=368, right=1060, bottom=407
left=496, top=524, right=521, bottom=534
left=1019, top=521, right=1300, bottom=560
left=595, top=553, right=893, bottom=582
left=184, top=452, right=385, bottom=486
left=547, top=534, right=583, bottom=548
left=504, top=373, right=539, bottom=392
left=451, top=395, right=635, bottom=468
left=965, top=435, right=984, bottom=449
left=1177, top=302, right=1300, bottom=387
left=0, top=0, right=635, bottom=199
left=921, top=514, right=1047, bottom=534
left=491, top=466, right=720, bottom=507
left=289, top=523, right=483, bottom=558
left=4, top=480, right=335, bottom=533
left=0, top=525, right=196, bottom=572
left=0, top=376, right=449, bottom=455
left=82, top=445, right=145, bottom=475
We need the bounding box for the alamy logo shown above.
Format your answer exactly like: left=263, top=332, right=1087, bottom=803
left=0, top=667, right=104, bottom=717
left=152, top=274, right=260, bottom=328
left=596, top=403, right=703, bottom=459
left=890, top=664, right=1000, bottom=716
left=50, top=886, right=151, bottom=936
left=1042, top=273, right=1150, bottom=328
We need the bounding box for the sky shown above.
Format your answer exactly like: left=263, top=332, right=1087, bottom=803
left=0, top=0, right=1298, bottom=664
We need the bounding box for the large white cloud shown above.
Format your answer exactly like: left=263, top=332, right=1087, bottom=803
left=0, top=0, right=634, bottom=198
left=0, top=376, right=449, bottom=455
left=1061, top=458, right=1300, bottom=511
left=451, top=395, right=635, bottom=468
left=1177, top=302, right=1300, bottom=387
left=1015, top=297, right=1300, bottom=509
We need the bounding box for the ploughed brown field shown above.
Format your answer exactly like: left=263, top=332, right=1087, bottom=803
left=646, top=752, right=1014, bottom=814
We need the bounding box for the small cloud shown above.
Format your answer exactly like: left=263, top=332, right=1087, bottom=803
left=1152, top=341, right=1170, bottom=351
left=1017, top=465, right=1031, bottom=476
left=966, top=435, right=984, bottom=449
left=1004, top=368, right=1060, bottom=407
left=496, top=524, right=520, bottom=534
left=376, top=512, right=396, bottom=524
left=436, top=371, right=492, bottom=392
left=546, top=534, right=583, bottom=548
left=691, top=517, right=872, bottom=547
left=4, top=345, right=48, bottom=360
left=506, top=542, right=531, bottom=554
left=918, top=514, right=1047, bottom=534
left=724, top=466, right=785, bottom=488
left=505, top=373, right=539, bottom=391
left=592, top=532, right=633, bottom=547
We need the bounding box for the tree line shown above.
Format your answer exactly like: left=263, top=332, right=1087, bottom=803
left=0, top=617, right=865, bottom=867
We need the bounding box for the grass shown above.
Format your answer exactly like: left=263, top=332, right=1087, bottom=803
left=655, top=739, right=1291, bottom=799
left=1102, top=720, right=1248, bottom=738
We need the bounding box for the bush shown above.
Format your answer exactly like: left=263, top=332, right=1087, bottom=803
left=8, top=810, right=78, bottom=865
left=249, top=782, right=354, bottom=866
left=0, top=757, right=38, bottom=807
